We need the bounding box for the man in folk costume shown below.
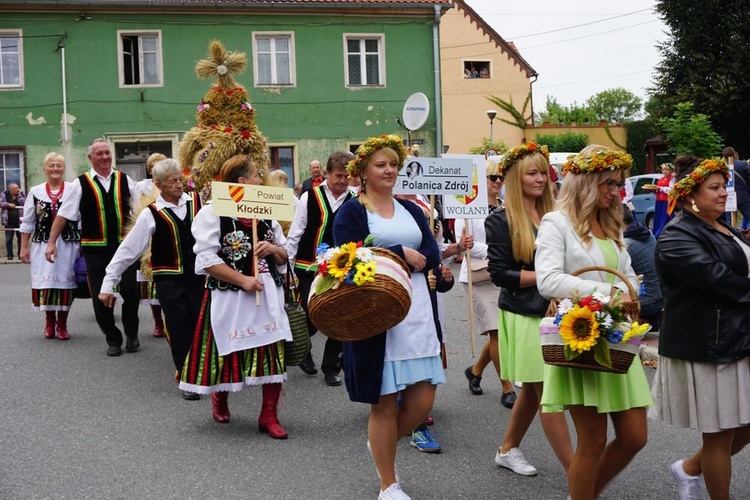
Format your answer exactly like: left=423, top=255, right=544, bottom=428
left=98, top=159, right=204, bottom=400
left=45, top=138, right=141, bottom=357
left=285, top=151, right=355, bottom=384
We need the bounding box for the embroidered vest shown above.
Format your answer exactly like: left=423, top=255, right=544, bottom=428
left=78, top=171, right=131, bottom=252
left=148, top=192, right=201, bottom=280
left=294, top=186, right=352, bottom=275
left=206, top=217, right=282, bottom=291
left=31, top=196, right=81, bottom=243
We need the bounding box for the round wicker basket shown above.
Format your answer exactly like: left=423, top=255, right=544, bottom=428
left=308, top=247, right=412, bottom=342
left=540, top=266, right=641, bottom=374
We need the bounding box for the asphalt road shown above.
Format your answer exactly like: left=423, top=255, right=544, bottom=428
left=1, top=262, right=748, bottom=499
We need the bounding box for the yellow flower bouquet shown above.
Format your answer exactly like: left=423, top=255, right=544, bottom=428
left=307, top=235, right=413, bottom=342
left=539, top=270, right=651, bottom=373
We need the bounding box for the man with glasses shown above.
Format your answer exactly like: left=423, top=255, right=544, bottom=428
left=98, top=159, right=204, bottom=399
left=45, top=138, right=141, bottom=357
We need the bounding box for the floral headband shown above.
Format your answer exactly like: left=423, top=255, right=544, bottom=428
left=347, top=134, right=408, bottom=178
left=498, top=142, right=549, bottom=180
left=563, top=149, right=633, bottom=175
left=667, top=158, right=729, bottom=214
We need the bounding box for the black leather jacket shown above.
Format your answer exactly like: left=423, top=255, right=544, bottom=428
left=656, top=211, right=750, bottom=362
left=486, top=208, right=549, bottom=317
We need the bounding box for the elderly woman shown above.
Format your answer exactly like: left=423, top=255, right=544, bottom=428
left=651, top=155, right=750, bottom=500
left=19, top=153, right=81, bottom=340
left=333, top=134, right=444, bottom=500
left=179, top=155, right=292, bottom=439
left=535, top=145, right=652, bottom=499
left=458, top=161, right=516, bottom=408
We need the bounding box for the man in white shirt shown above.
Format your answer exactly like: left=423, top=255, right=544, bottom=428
left=45, top=138, right=141, bottom=357
left=98, top=160, right=204, bottom=398
left=285, top=151, right=354, bottom=385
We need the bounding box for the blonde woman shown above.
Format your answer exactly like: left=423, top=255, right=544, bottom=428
left=267, top=170, right=292, bottom=236
left=487, top=143, right=573, bottom=476
left=333, top=134, right=443, bottom=500
left=535, top=145, right=652, bottom=499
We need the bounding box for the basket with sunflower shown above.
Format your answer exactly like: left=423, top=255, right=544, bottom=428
left=307, top=236, right=413, bottom=342
left=539, top=266, right=651, bottom=374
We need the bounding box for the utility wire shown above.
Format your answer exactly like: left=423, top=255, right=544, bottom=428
left=518, top=20, right=659, bottom=50
left=506, top=7, right=652, bottom=39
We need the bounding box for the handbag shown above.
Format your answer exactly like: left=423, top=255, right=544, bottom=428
left=283, top=266, right=310, bottom=367
left=73, top=255, right=91, bottom=299
left=469, top=258, right=491, bottom=284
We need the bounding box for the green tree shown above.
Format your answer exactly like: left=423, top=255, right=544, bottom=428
left=659, top=102, right=724, bottom=157
left=651, top=0, right=750, bottom=154
left=537, top=96, right=596, bottom=125
left=586, top=88, right=642, bottom=124
left=468, top=137, right=507, bottom=155
left=534, top=132, right=589, bottom=152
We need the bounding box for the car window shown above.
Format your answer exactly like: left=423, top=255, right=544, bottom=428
left=633, top=177, right=657, bottom=196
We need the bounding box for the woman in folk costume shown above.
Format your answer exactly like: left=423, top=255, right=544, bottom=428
left=179, top=154, right=292, bottom=439
left=134, top=152, right=168, bottom=337
left=535, top=145, right=652, bottom=499
left=333, top=134, right=444, bottom=500
left=19, top=152, right=81, bottom=340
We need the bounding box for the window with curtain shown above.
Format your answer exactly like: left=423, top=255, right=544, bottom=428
left=0, top=31, right=22, bottom=88
left=254, top=33, right=295, bottom=86
left=344, top=35, right=384, bottom=87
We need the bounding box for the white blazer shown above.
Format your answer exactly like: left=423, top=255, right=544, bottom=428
left=535, top=210, right=639, bottom=300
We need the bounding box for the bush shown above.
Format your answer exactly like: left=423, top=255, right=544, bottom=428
left=534, top=132, right=589, bottom=152
left=626, top=119, right=659, bottom=176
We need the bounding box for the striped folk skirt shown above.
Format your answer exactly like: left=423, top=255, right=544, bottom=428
left=32, top=288, right=74, bottom=312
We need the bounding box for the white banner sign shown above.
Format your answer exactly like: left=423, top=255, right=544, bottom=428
left=393, top=156, right=473, bottom=195
left=211, top=181, right=296, bottom=221
left=441, top=155, right=489, bottom=218
left=726, top=190, right=738, bottom=212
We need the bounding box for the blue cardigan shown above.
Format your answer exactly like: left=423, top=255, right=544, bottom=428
left=333, top=197, right=441, bottom=404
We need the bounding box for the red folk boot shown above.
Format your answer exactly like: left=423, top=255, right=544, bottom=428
left=44, top=311, right=56, bottom=339
left=258, top=383, right=288, bottom=439
left=151, top=305, right=165, bottom=337
left=211, top=392, right=230, bottom=423
left=56, top=310, right=70, bottom=340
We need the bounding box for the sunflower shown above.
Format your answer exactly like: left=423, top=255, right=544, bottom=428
left=327, top=243, right=358, bottom=280
left=559, top=305, right=600, bottom=353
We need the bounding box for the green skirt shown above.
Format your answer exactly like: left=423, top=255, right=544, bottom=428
left=498, top=310, right=544, bottom=383
left=541, top=356, right=653, bottom=414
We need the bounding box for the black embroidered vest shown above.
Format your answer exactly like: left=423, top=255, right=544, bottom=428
left=206, top=217, right=282, bottom=290
left=31, top=196, right=80, bottom=243
left=148, top=192, right=201, bottom=280
left=78, top=171, right=131, bottom=253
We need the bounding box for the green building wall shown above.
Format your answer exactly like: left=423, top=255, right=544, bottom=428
left=0, top=11, right=438, bottom=187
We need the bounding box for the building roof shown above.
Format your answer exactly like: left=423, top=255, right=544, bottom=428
left=454, top=0, right=536, bottom=78
left=2, top=0, right=451, bottom=5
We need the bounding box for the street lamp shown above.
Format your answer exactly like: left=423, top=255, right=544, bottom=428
left=486, top=109, right=498, bottom=146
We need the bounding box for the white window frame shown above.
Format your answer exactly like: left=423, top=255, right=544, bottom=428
left=117, top=30, right=164, bottom=88
left=252, top=32, right=296, bottom=87
left=106, top=133, right=179, bottom=175
left=0, top=30, right=24, bottom=90
left=343, top=33, right=385, bottom=88
left=0, top=148, right=26, bottom=193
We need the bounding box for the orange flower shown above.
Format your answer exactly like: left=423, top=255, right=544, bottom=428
left=527, top=143, right=537, bottom=151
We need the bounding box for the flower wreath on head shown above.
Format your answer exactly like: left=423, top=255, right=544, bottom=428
left=347, top=134, right=408, bottom=178
left=498, top=142, right=549, bottom=180
left=667, top=158, right=729, bottom=215
left=563, top=149, right=633, bottom=175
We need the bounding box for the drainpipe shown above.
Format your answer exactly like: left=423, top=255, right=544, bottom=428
left=432, top=6, right=443, bottom=155
left=55, top=33, right=73, bottom=179
left=529, top=74, right=538, bottom=127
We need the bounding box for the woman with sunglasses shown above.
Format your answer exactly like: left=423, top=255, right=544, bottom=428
left=535, top=145, right=652, bottom=499
left=458, top=161, right=516, bottom=408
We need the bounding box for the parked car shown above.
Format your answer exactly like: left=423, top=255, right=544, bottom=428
left=628, top=173, right=661, bottom=231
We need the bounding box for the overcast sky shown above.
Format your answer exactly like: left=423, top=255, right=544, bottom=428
left=463, top=0, right=668, bottom=111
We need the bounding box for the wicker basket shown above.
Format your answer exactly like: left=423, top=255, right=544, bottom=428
left=308, top=247, right=412, bottom=342
left=540, top=265, right=641, bottom=374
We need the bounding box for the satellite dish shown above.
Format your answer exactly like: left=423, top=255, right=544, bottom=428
left=402, top=92, right=430, bottom=131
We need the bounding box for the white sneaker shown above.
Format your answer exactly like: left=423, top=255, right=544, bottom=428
left=495, top=447, right=538, bottom=476
left=378, top=483, right=411, bottom=500
left=670, top=459, right=702, bottom=500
